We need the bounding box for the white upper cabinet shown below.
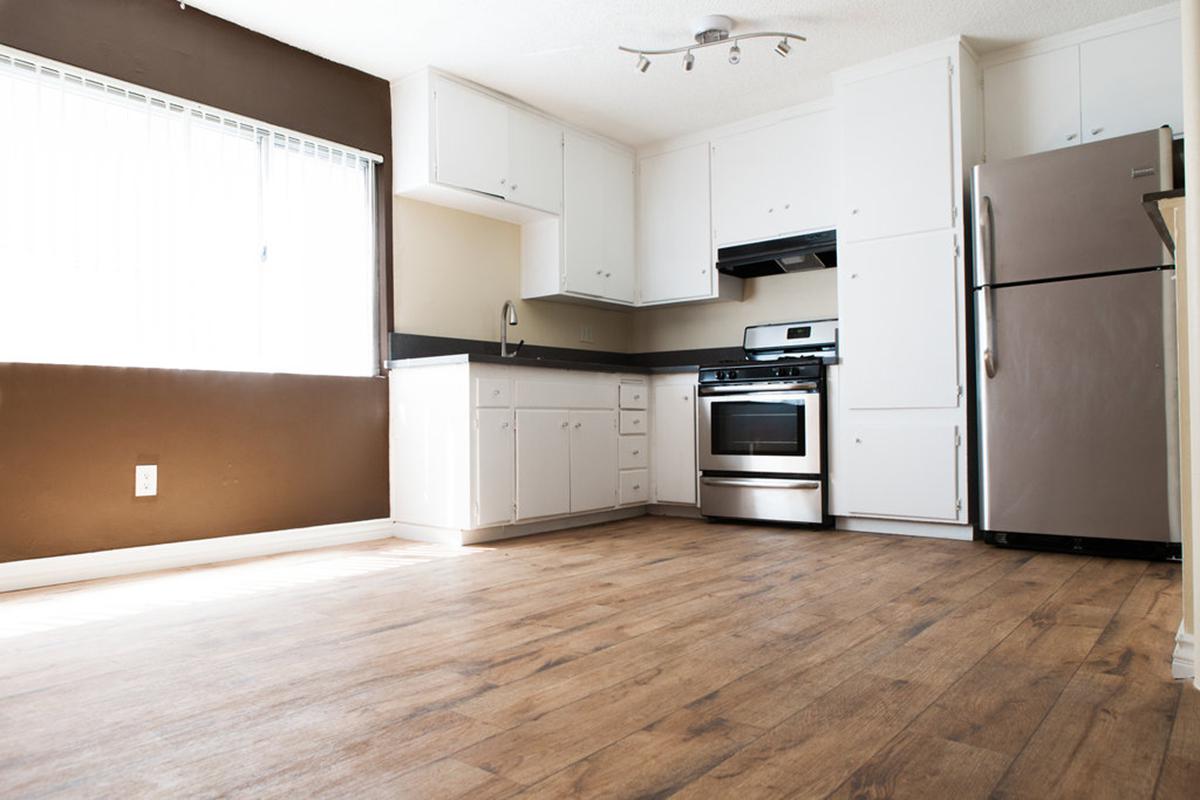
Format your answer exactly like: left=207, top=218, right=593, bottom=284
left=507, top=107, right=563, bottom=214
left=561, top=130, right=635, bottom=304
left=637, top=143, right=713, bottom=305
left=982, top=12, right=1183, bottom=161
left=711, top=111, right=837, bottom=247
left=839, top=58, right=956, bottom=244
left=433, top=78, right=509, bottom=199
left=983, top=48, right=1082, bottom=161
left=1080, top=19, right=1183, bottom=143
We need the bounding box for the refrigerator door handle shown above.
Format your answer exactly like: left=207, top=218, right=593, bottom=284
left=978, top=195, right=997, bottom=377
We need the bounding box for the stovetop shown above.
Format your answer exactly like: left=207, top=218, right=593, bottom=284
left=698, top=356, right=825, bottom=386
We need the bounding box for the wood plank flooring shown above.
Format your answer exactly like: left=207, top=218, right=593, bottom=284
left=0, top=517, right=1194, bottom=799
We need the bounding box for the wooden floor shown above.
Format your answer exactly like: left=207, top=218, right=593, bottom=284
left=0, top=517, right=1196, bottom=799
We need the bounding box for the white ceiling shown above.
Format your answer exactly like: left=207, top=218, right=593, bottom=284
left=186, top=0, right=1171, bottom=146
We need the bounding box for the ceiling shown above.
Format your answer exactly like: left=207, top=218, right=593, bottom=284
left=186, top=0, right=1172, bottom=146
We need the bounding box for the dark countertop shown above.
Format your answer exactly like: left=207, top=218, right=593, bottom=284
left=1143, top=188, right=1185, bottom=254
left=386, top=332, right=742, bottom=374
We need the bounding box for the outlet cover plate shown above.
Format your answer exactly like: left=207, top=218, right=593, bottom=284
left=135, top=464, right=157, bottom=497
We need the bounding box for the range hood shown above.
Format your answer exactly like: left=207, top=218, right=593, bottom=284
left=716, top=229, right=837, bottom=279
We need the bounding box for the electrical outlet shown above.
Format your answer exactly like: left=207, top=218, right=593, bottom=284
left=135, top=464, right=157, bottom=497
left=579, top=324, right=593, bottom=343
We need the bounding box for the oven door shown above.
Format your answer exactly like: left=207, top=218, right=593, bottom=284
left=698, top=389, right=822, bottom=475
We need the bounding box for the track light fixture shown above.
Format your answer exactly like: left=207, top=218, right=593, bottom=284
left=619, top=15, right=805, bottom=74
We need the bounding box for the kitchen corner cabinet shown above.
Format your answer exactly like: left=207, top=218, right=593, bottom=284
left=983, top=14, right=1182, bottom=161
left=710, top=110, right=837, bottom=247
left=831, top=39, right=976, bottom=527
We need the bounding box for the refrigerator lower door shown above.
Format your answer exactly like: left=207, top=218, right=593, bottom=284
left=977, top=268, right=1179, bottom=542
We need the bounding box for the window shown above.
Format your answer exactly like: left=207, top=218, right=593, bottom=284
left=0, top=47, right=380, bottom=377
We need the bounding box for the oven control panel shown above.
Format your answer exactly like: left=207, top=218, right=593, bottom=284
left=698, top=361, right=823, bottom=386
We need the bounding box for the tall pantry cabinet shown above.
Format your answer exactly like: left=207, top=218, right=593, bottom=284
left=831, top=39, right=982, bottom=535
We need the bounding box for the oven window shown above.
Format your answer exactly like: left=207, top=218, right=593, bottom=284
left=710, top=400, right=807, bottom=456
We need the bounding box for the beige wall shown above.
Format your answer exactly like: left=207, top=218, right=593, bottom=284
left=632, top=270, right=838, bottom=352
left=393, top=198, right=634, bottom=352
left=394, top=197, right=839, bottom=355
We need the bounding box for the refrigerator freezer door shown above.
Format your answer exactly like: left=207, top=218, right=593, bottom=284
left=977, top=269, right=1177, bottom=542
left=973, top=129, right=1171, bottom=287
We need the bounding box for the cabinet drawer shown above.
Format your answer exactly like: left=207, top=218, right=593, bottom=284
left=476, top=378, right=511, bottom=407
left=619, top=410, right=647, bottom=435
left=619, top=383, right=648, bottom=409
left=619, top=469, right=650, bottom=505
left=619, top=435, right=648, bottom=469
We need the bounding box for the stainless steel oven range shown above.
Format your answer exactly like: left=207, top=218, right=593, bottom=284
left=698, top=319, right=837, bottom=525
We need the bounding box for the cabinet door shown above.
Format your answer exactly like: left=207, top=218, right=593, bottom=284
left=515, top=409, right=571, bottom=520
left=842, top=422, right=961, bottom=521
left=839, top=57, right=955, bottom=243
left=711, top=125, right=777, bottom=247
left=508, top=108, right=563, bottom=214
left=638, top=144, right=713, bottom=304
left=1081, top=19, right=1183, bottom=143
left=984, top=48, right=1082, bottom=161
left=652, top=384, right=697, bottom=505
left=601, top=146, right=636, bottom=304
left=839, top=229, right=960, bottom=410
left=771, top=111, right=837, bottom=239
left=562, top=131, right=608, bottom=298
left=433, top=79, right=508, bottom=198
left=569, top=410, right=618, bottom=513
left=474, top=408, right=514, bottom=527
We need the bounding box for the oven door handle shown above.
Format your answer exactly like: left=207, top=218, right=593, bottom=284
left=701, top=477, right=822, bottom=490
left=699, top=382, right=819, bottom=396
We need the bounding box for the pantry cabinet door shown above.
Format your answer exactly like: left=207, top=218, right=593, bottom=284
left=569, top=410, right=618, bottom=513
left=474, top=408, right=514, bottom=527
left=433, top=79, right=508, bottom=198
left=638, top=143, right=713, bottom=304
left=839, top=57, right=955, bottom=243
left=839, top=229, right=961, bottom=410
left=842, top=422, right=962, bottom=521
left=984, top=47, right=1083, bottom=161
left=507, top=107, right=563, bottom=214
left=515, top=409, right=571, bottom=520
left=1080, top=19, right=1183, bottom=143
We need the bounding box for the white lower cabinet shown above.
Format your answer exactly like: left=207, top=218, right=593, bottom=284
left=474, top=407, right=515, bottom=527
left=515, top=409, right=571, bottom=520
left=842, top=422, right=962, bottom=521
left=651, top=375, right=698, bottom=506
left=569, top=410, right=618, bottom=512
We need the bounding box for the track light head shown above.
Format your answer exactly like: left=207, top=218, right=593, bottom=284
left=775, top=38, right=791, bottom=57
left=683, top=51, right=695, bottom=72
left=728, top=43, right=741, bottom=64
left=636, top=54, right=651, bottom=73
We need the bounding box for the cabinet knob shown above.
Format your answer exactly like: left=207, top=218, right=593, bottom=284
left=633, top=418, right=641, bottom=425
left=605, top=272, right=612, bottom=278
left=492, top=388, right=501, bottom=396
left=574, top=421, right=582, bottom=428
left=500, top=178, right=506, bottom=185
left=510, top=184, right=519, bottom=191
left=633, top=449, right=640, bottom=455
left=784, top=203, right=791, bottom=210
left=501, top=422, right=509, bottom=429
left=1090, top=127, right=1103, bottom=136
left=767, top=208, right=774, bottom=213
left=682, top=395, right=689, bottom=401
left=634, top=393, right=641, bottom=400
left=855, top=437, right=862, bottom=444
left=561, top=421, right=569, bottom=428
left=701, top=268, right=708, bottom=275
left=850, top=273, right=859, bottom=279
left=633, top=483, right=641, bottom=490
left=1066, top=133, right=1078, bottom=141
left=850, top=208, right=860, bottom=215
left=596, top=269, right=603, bottom=275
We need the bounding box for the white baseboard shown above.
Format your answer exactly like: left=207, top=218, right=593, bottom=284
left=393, top=506, right=649, bottom=546
left=0, top=518, right=395, bottom=594
left=835, top=516, right=975, bottom=541
left=1173, top=622, right=1196, bottom=680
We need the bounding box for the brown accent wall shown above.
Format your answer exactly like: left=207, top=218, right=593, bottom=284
left=0, top=0, right=392, bottom=562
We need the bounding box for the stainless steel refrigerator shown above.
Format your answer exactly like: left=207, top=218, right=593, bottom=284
left=972, top=128, right=1180, bottom=547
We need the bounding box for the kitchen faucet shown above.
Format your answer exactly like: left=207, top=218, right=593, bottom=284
left=501, top=299, right=523, bottom=357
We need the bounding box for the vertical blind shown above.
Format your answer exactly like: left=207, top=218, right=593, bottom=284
left=0, top=47, right=380, bottom=377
